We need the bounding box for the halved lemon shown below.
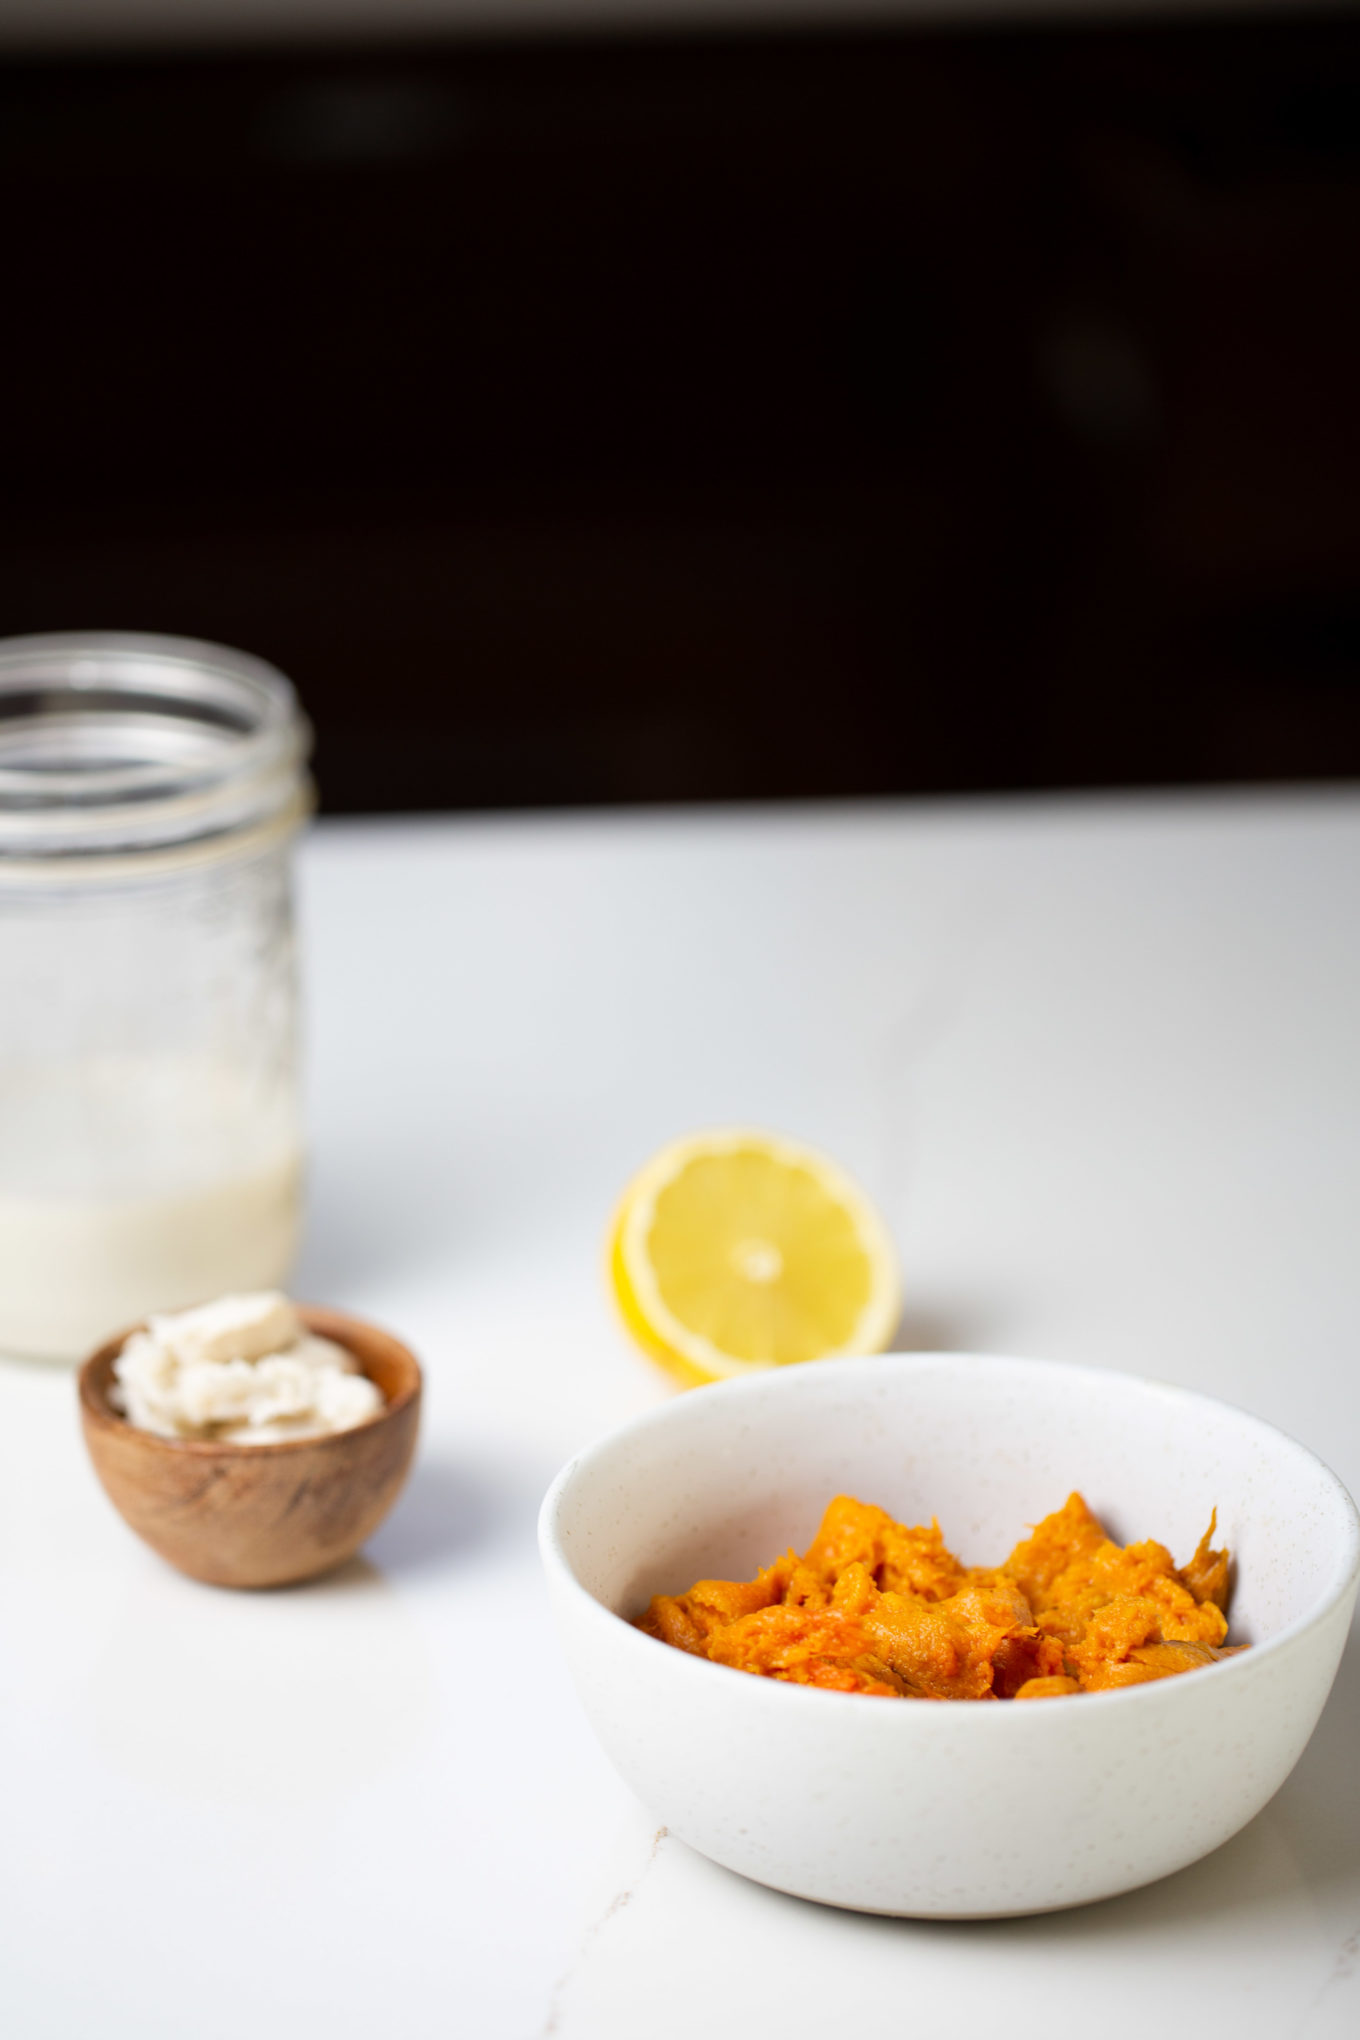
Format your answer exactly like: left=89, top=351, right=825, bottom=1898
left=608, top=1129, right=902, bottom=1387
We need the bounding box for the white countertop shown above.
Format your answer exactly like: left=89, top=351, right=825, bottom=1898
left=2, top=790, right=1358, bottom=2039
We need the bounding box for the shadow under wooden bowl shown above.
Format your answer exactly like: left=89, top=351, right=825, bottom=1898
left=78, top=1304, right=422, bottom=1589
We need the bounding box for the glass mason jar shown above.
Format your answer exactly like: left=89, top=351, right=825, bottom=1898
left=0, top=632, right=313, bottom=1361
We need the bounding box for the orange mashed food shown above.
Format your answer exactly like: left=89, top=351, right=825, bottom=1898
left=637, top=1492, right=1240, bottom=1699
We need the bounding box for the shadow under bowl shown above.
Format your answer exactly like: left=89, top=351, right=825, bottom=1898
left=78, top=1304, right=422, bottom=1588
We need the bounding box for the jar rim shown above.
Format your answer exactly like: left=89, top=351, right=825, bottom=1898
left=0, top=632, right=313, bottom=860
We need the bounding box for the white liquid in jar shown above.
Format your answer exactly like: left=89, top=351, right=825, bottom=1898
left=0, top=1058, right=303, bottom=1361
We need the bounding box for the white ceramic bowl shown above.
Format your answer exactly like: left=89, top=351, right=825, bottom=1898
left=539, top=1353, right=1359, bottom=1917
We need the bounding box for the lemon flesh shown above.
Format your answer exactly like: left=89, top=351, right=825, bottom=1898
left=610, top=1131, right=902, bottom=1386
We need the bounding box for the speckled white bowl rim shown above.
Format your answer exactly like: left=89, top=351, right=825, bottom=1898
left=538, top=1353, right=1360, bottom=1914
left=542, top=1353, right=1359, bottom=1713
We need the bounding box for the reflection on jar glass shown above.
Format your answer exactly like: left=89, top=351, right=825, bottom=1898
left=0, top=633, right=314, bottom=1361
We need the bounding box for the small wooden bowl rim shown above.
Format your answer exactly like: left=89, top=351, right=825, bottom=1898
left=78, top=1302, right=422, bottom=1457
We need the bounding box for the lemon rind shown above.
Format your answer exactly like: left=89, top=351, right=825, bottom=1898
left=611, top=1127, right=903, bottom=1381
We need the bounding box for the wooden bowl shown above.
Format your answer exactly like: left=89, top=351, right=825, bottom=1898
left=77, top=1304, right=422, bottom=1589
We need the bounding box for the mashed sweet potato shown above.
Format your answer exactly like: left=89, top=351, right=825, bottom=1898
left=637, top=1492, right=1241, bottom=1698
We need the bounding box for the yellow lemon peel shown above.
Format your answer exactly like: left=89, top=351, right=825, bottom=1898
left=608, top=1129, right=902, bottom=1387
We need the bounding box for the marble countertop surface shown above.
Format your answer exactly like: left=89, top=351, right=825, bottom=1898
left=2, top=789, right=1357, bottom=2038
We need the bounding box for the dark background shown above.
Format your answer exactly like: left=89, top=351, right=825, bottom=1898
left=3, top=11, right=1359, bottom=813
